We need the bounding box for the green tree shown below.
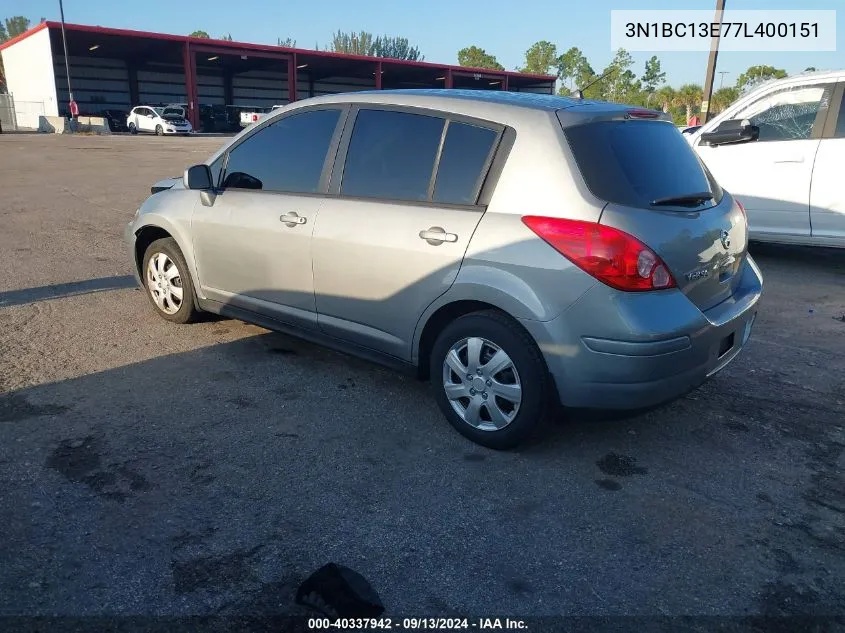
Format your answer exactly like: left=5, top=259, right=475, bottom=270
left=330, top=30, right=374, bottom=56
left=641, top=55, right=666, bottom=92
left=652, top=85, right=674, bottom=112
left=372, top=36, right=423, bottom=61
left=711, top=86, right=739, bottom=113
left=220, top=33, right=233, bottom=41
left=5, top=16, right=29, bottom=38
left=189, top=30, right=210, bottom=38
left=595, top=48, right=640, bottom=102
left=520, top=40, right=557, bottom=75
left=457, top=45, right=504, bottom=70
left=277, top=37, right=296, bottom=47
left=673, top=83, right=703, bottom=122
left=736, top=65, right=787, bottom=92
left=0, top=22, right=7, bottom=42
left=804, top=66, right=817, bottom=72
left=557, top=46, right=593, bottom=92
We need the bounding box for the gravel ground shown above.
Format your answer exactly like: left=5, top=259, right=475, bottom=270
left=0, top=134, right=843, bottom=625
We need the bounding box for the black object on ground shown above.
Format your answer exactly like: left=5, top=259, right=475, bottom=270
left=295, top=563, right=384, bottom=618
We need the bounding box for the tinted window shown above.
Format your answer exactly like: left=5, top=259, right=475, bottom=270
left=209, top=155, right=224, bottom=188
left=734, top=84, right=832, bottom=142
left=222, top=109, right=341, bottom=193
left=565, top=120, right=721, bottom=209
left=341, top=109, right=444, bottom=201
left=433, top=122, right=498, bottom=205
left=836, top=91, right=845, bottom=139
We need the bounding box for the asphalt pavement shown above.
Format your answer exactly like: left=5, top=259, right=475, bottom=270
left=0, top=134, right=843, bottom=625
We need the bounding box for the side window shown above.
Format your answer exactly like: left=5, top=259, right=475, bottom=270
left=341, top=109, right=445, bottom=202
left=433, top=122, right=498, bottom=205
left=835, top=87, right=845, bottom=139
left=208, top=155, right=224, bottom=188
left=222, top=108, right=341, bottom=193
left=734, top=84, right=833, bottom=142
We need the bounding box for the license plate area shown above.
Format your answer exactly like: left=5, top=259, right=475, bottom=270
left=718, top=332, right=735, bottom=358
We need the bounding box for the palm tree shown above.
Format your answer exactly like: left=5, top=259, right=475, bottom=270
left=711, top=87, right=739, bottom=114
left=673, top=83, right=703, bottom=123
left=654, top=86, right=675, bottom=113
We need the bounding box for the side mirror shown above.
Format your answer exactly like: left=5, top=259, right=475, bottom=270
left=700, top=119, right=759, bottom=147
left=184, top=164, right=213, bottom=190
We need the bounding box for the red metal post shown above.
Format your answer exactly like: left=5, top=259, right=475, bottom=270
left=288, top=54, right=298, bottom=103
left=182, top=42, right=198, bottom=129
left=445, top=68, right=453, bottom=88
left=375, top=61, right=383, bottom=89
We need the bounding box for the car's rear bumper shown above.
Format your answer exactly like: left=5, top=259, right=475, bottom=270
left=520, top=255, right=763, bottom=410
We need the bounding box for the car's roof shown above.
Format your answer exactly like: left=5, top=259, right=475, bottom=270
left=739, top=69, right=845, bottom=98
left=290, top=88, right=639, bottom=116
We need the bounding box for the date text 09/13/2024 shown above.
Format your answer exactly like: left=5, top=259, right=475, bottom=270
left=308, top=618, right=528, bottom=630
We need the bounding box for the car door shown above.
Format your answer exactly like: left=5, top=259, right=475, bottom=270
left=190, top=106, right=346, bottom=330
left=139, top=108, right=156, bottom=132
left=809, top=80, right=845, bottom=243
left=693, top=81, right=835, bottom=240
left=131, top=107, right=145, bottom=131
left=312, top=106, right=502, bottom=360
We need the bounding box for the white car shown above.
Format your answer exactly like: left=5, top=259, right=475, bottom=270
left=126, top=106, right=193, bottom=136
left=687, top=70, right=845, bottom=248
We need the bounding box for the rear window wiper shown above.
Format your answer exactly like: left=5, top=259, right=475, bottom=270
left=650, top=192, right=714, bottom=207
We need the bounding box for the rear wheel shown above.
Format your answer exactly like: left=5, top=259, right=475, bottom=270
left=128, top=122, right=137, bottom=134
left=430, top=310, right=552, bottom=450
left=155, top=124, right=163, bottom=136
left=142, top=238, right=200, bottom=324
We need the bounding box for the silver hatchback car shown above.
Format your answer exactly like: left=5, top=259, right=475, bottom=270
left=125, top=89, right=763, bottom=449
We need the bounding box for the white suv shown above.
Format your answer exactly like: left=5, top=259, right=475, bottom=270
left=127, top=106, right=193, bottom=136
left=688, top=71, right=845, bottom=248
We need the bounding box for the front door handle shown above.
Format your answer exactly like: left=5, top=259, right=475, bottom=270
left=280, top=212, right=307, bottom=227
left=419, top=226, right=458, bottom=245
left=773, top=155, right=805, bottom=164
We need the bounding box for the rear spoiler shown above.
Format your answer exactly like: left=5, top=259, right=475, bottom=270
left=556, top=107, right=674, bottom=127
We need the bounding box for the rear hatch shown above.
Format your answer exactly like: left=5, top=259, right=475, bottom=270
left=560, top=113, right=747, bottom=312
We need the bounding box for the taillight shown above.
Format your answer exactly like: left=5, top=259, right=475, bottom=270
left=522, top=216, right=677, bottom=292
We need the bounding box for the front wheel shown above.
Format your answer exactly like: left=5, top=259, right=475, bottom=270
left=155, top=124, right=163, bottom=136
left=142, top=238, right=200, bottom=324
left=430, top=310, right=553, bottom=450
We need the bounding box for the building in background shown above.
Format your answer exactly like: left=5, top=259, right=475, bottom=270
left=0, top=22, right=555, bottom=131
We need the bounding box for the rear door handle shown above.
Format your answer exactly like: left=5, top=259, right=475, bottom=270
left=419, top=226, right=458, bottom=244
left=773, top=155, right=805, bottom=164
left=280, top=212, right=307, bottom=226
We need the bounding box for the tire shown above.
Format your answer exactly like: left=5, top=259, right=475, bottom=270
left=155, top=124, right=163, bottom=136
left=141, top=238, right=200, bottom=324
left=128, top=122, right=137, bottom=134
left=429, top=310, right=553, bottom=450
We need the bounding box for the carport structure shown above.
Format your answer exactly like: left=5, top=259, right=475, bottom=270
left=0, top=21, right=556, bottom=131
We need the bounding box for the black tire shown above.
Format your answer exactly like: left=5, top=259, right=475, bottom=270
left=155, top=124, right=163, bottom=136
left=429, top=310, right=553, bottom=450
left=128, top=122, right=137, bottom=134
left=141, top=238, right=200, bottom=324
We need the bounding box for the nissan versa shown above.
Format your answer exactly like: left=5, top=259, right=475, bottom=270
left=125, top=90, right=763, bottom=449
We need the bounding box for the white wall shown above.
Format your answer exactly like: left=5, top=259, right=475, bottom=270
left=1, top=28, right=59, bottom=128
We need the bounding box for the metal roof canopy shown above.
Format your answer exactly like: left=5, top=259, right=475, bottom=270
left=2, top=21, right=554, bottom=84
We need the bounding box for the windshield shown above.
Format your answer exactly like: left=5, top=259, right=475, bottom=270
left=564, top=119, right=723, bottom=210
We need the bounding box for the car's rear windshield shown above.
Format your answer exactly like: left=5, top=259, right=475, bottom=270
left=563, top=119, right=723, bottom=210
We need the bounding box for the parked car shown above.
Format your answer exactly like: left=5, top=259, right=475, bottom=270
left=127, top=106, right=193, bottom=136
left=687, top=70, right=845, bottom=247
left=102, top=109, right=129, bottom=132
left=125, top=90, right=762, bottom=449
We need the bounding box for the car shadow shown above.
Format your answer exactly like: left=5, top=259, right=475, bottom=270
left=0, top=275, right=137, bottom=308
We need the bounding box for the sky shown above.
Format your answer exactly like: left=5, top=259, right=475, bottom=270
left=4, top=0, right=844, bottom=88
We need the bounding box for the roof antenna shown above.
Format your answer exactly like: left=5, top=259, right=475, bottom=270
left=571, top=67, right=618, bottom=100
